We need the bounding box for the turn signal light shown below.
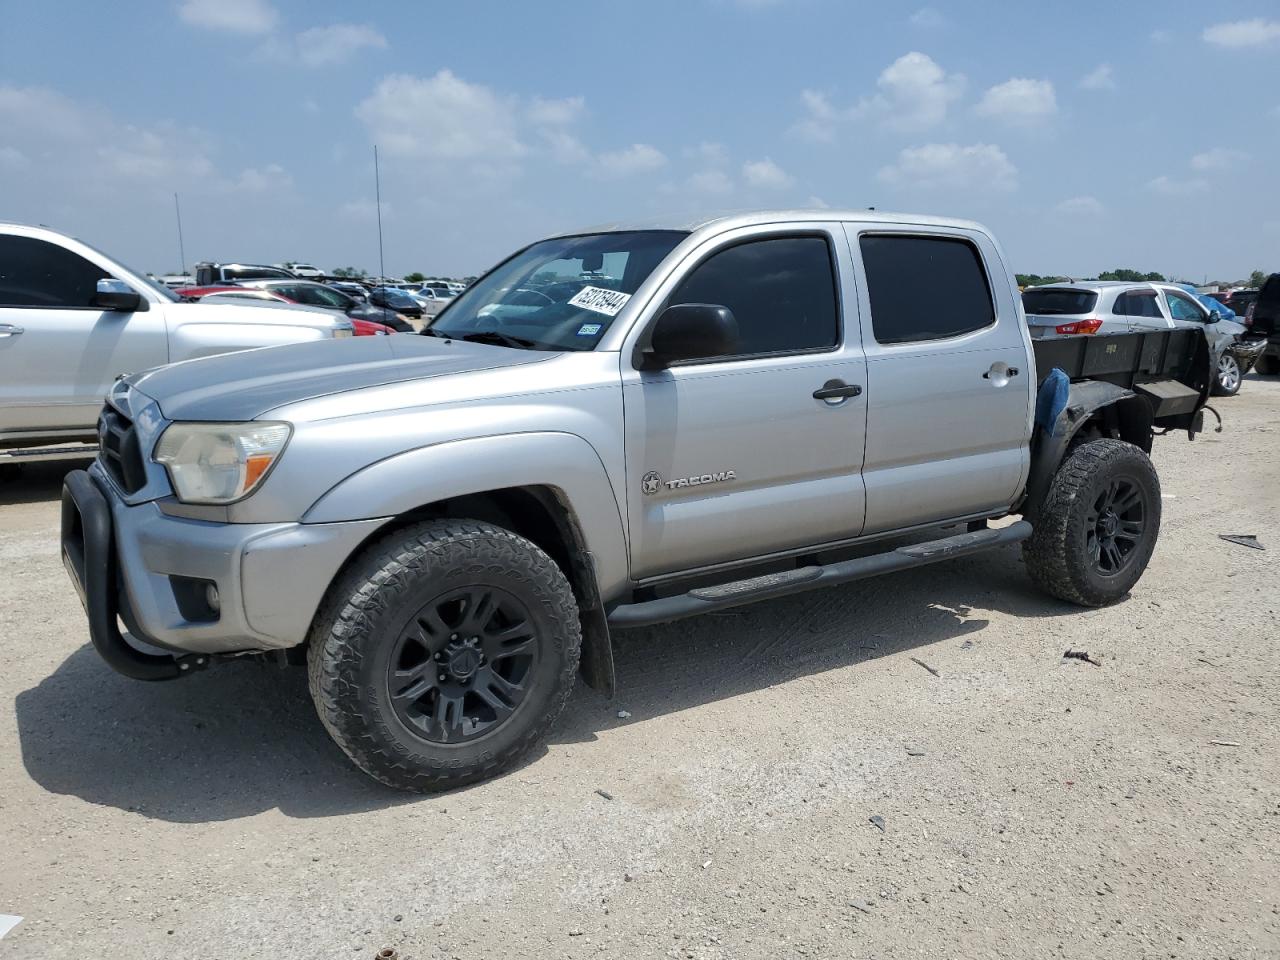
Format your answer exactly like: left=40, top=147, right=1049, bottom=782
left=1054, top=318, right=1104, bottom=335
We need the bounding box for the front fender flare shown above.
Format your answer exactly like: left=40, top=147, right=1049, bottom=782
left=302, top=432, right=629, bottom=695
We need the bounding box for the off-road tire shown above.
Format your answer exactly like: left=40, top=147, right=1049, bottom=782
left=1024, top=439, right=1160, bottom=607
left=1255, top=353, right=1279, bottom=376
left=1211, top=351, right=1242, bottom=397
left=308, top=519, right=582, bottom=792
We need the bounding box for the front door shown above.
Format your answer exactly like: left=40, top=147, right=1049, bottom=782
left=622, top=228, right=868, bottom=580
left=0, top=234, right=168, bottom=433
left=849, top=227, right=1034, bottom=535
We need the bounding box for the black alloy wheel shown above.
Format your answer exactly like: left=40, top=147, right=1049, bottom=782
left=387, top=586, right=539, bottom=744
left=1085, top=477, right=1145, bottom=577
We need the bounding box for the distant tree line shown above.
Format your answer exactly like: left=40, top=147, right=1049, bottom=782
left=1020, top=268, right=1270, bottom=288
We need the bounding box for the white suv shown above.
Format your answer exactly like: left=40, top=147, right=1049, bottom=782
left=0, top=223, right=352, bottom=465
left=1023, top=281, right=1262, bottom=396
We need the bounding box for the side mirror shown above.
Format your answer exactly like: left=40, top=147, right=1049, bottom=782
left=94, top=278, right=144, bottom=312
left=640, top=303, right=739, bottom=369
left=1205, top=310, right=1221, bottom=323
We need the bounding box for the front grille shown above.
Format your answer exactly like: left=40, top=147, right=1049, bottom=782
left=98, top=406, right=147, bottom=494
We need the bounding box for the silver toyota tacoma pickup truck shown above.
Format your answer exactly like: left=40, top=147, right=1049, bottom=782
left=60, top=210, right=1213, bottom=791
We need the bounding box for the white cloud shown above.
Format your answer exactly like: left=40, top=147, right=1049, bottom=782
left=593, top=143, right=667, bottom=178
left=1203, top=19, right=1280, bottom=48
left=178, top=0, right=277, bottom=35
left=975, top=77, right=1057, bottom=122
left=878, top=142, right=1017, bottom=192
left=355, top=71, right=525, bottom=161
left=792, top=89, right=840, bottom=141
left=909, top=6, right=945, bottom=28
left=294, top=23, right=387, bottom=66
left=742, top=157, right=794, bottom=189
left=684, top=141, right=728, bottom=165
left=857, top=52, right=966, bottom=131
left=687, top=169, right=734, bottom=195
left=0, top=145, right=29, bottom=169
left=1054, top=195, right=1105, bottom=217
left=1079, top=64, right=1115, bottom=90
left=1146, top=175, right=1209, bottom=196
left=807, top=195, right=830, bottom=209
left=339, top=199, right=392, bottom=221
left=540, top=129, right=591, bottom=165
left=528, top=96, right=585, bottom=127
left=235, top=163, right=292, bottom=192
left=1190, top=147, right=1250, bottom=171
left=1149, top=29, right=1172, bottom=43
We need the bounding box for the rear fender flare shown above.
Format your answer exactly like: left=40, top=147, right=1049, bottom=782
left=1022, top=380, right=1149, bottom=522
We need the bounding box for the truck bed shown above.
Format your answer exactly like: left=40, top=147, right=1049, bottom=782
left=1031, top=328, right=1201, bottom=388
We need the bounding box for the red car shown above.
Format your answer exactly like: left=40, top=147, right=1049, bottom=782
left=177, top=285, right=394, bottom=335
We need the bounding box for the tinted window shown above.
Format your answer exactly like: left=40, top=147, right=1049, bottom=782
left=668, top=236, right=838, bottom=357
left=282, top=284, right=349, bottom=309
left=1022, top=288, right=1098, bottom=316
left=1115, top=292, right=1162, bottom=318
left=1165, top=290, right=1204, bottom=322
left=0, top=235, right=112, bottom=308
left=861, top=235, right=994, bottom=343
left=224, top=266, right=293, bottom=281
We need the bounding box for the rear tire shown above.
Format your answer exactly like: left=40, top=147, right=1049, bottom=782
left=1024, top=439, right=1160, bottom=607
left=1212, top=352, right=1242, bottom=396
left=1256, top=353, right=1279, bottom=376
left=308, top=519, right=582, bottom=792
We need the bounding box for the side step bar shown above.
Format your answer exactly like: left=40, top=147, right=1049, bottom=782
left=607, top=521, right=1033, bottom=628
left=1, top=443, right=97, bottom=465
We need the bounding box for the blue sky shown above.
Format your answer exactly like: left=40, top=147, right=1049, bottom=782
left=2, top=0, right=1278, bottom=280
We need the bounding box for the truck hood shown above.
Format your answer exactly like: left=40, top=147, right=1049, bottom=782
left=128, top=334, right=551, bottom=422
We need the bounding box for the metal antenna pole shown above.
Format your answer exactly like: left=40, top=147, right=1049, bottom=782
left=374, top=145, right=386, bottom=282
left=174, top=193, right=187, bottom=275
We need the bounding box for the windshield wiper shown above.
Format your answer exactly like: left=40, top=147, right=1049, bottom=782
left=455, top=330, right=544, bottom=350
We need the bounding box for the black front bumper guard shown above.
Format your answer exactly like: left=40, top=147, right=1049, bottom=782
left=61, top=469, right=210, bottom=681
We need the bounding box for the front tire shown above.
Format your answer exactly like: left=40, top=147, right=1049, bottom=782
left=1212, top=352, right=1242, bottom=396
left=308, top=519, right=582, bottom=792
left=1024, top=439, right=1161, bottom=607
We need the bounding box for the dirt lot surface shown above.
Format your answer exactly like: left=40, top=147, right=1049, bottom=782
left=1, top=378, right=1278, bottom=960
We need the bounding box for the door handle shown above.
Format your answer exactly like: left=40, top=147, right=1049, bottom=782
left=0, top=324, right=24, bottom=337
left=813, top=379, right=862, bottom=402
left=982, top=365, right=1019, bottom=379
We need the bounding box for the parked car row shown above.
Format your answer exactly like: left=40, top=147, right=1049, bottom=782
left=1022, top=279, right=1270, bottom=397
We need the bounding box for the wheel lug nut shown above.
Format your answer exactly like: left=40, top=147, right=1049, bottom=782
left=434, top=652, right=443, bottom=661
left=450, top=634, right=458, bottom=641
left=438, top=673, right=447, bottom=682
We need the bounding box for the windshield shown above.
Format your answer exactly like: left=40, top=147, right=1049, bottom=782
left=1022, top=288, right=1098, bottom=316
left=430, top=230, right=688, bottom=350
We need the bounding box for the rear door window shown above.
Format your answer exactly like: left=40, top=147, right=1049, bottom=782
left=1115, top=292, right=1162, bottom=318
left=861, top=235, right=995, bottom=343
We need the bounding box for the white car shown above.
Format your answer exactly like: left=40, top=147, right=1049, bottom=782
left=281, top=262, right=324, bottom=280
left=0, top=223, right=353, bottom=465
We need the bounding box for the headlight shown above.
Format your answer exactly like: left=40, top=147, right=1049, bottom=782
left=154, top=422, right=291, bottom=504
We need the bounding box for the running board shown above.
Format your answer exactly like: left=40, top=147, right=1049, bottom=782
left=0, top=443, right=97, bottom=465
left=607, top=521, right=1033, bottom=628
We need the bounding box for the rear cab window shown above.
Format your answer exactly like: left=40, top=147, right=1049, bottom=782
left=859, top=234, right=995, bottom=343
left=1022, top=288, right=1098, bottom=316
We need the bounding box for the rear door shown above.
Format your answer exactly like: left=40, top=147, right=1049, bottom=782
left=0, top=234, right=168, bottom=433
left=849, top=226, right=1033, bottom=536
left=1114, top=288, right=1170, bottom=332
left=621, top=226, right=868, bottom=579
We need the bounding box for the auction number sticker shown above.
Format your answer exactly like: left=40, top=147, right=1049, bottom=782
left=568, top=285, right=632, bottom=317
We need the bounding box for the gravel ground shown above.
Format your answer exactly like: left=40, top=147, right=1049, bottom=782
left=1, top=377, right=1277, bottom=959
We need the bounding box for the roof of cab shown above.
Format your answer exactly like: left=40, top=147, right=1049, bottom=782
left=550, top=209, right=988, bottom=238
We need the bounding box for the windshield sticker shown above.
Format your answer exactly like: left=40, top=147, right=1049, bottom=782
left=576, top=322, right=603, bottom=337
left=568, top=285, right=631, bottom=317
